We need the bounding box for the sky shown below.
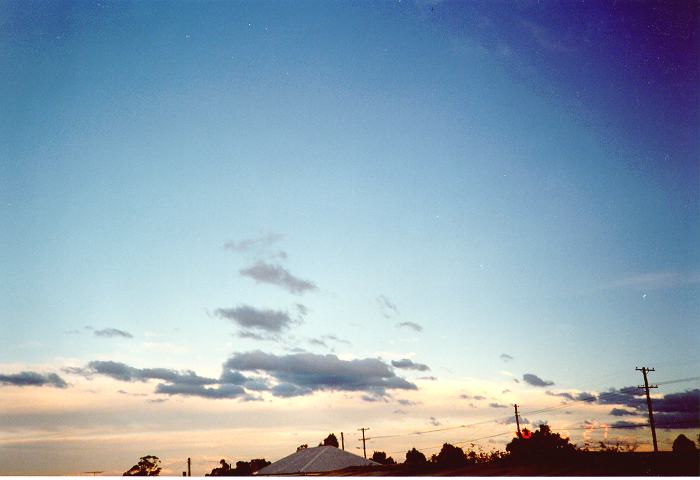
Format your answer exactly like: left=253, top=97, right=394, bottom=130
left=1, top=0, right=699, bottom=475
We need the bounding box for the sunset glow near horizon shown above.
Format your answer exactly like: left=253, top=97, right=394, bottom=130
left=1, top=0, right=699, bottom=475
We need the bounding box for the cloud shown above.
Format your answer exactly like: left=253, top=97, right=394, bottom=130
left=459, top=394, right=485, bottom=401
left=610, top=420, right=646, bottom=429
left=155, top=382, right=247, bottom=399
left=94, top=328, right=133, bottom=339
left=239, top=261, right=317, bottom=294
left=224, top=351, right=416, bottom=397
left=522, top=373, right=554, bottom=387
left=499, top=416, right=528, bottom=425
left=393, top=409, right=408, bottom=415
left=397, top=398, right=419, bottom=406
left=429, top=416, right=441, bottom=426
left=85, top=361, right=219, bottom=385
left=500, top=353, right=514, bottom=362
left=395, top=321, right=423, bottom=332
left=610, top=408, right=639, bottom=416
left=418, top=376, right=437, bottom=381
left=224, top=233, right=283, bottom=252
left=322, top=334, right=351, bottom=346
left=377, top=295, right=399, bottom=319
left=489, top=402, right=509, bottom=408
left=0, top=371, right=67, bottom=388
left=215, top=305, right=294, bottom=332
left=653, top=389, right=700, bottom=429
left=546, top=390, right=575, bottom=401
left=391, top=359, right=430, bottom=372
left=308, top=338, right=329, bottom=349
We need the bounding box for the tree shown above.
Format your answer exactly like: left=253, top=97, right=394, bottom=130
left=672, top=434, right=698, bottom=454
left=371, top=451, right=396, bottom=465
left=205, top=458, right=270, bottom=476
left=432, top=443, right=468, bottom=468
left=321, top=433, right=339, bottom=448
left=405, top=447, right=427, bottom=465
left=123, top=455, right=162, bottom=476
left=206, top=460, right=232, bottom=476
left=296, top=444, right=308, bottom=452
left=505, top=425, right=576, bottom=463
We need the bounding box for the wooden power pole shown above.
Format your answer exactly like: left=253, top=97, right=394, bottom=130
left=636, top=367, right=658, bottom=452
left=358, top=427, right=369, bottom=459
left=341, top=431, right=345, bottom=450
left=514, top=404, right=522, bottom=437
left=187, top=457, right=191, bottom=477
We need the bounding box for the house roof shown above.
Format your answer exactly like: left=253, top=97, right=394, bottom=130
left=255, top=445, right=379, bottom=475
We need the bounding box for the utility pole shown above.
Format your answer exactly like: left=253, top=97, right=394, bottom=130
left=636, top=367, right=658, bottom=453
left=514, top=404, right=521, bottom=437
left=187, top=457, right=191, bottom=477
left=341, top=432, right=345, bottom=450
left=358, top=427, right=369, bottom=459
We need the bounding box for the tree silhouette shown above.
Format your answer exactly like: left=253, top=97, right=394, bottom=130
left=206, top=460, right=232, bottom=476
left=321, top=433, right=339, bottom=447
left=123, top=455, right=162, bottom=476
left=370, top=451, right=396, bottom=465
left=296, top=444, right=308, bottom=452
left=672, top=434, right=698, bottom=453
left=431, top=443, right=468, bottom=468
left=505, top=425, right=576, bottom=463
left=405, top=447, right=427, bottom=465
left=205, top=458, right=270, bottom=476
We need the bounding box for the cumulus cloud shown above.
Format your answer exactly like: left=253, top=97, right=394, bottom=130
left=499, top=416, right=528, bottom=425
left=460, top=394, right=486, bottom=400
left=240, top=261, right=317, bottom=294
left=0, top=371, right=67, bottom=388
left=224, top=350, right=416, bottom=397
left=429, top=416, right=441, bottom=426
left=500, top=353, right=514, bottom=362
left=610, top=420, right=645, bottom=429
left=396, top=321, right=423, bottom=332
left=224, top=233, right=283, bottom=252
left=391, top=359, right=430, bottom=372
left=94, top=328, right=133, bottom=339
left=215, top=305, right=294, bottom=332
left=377, top=295, right=399, bottom=319
left=545, top=390, right=596, bottom=402
left=523, top=373, right=554, bottom=387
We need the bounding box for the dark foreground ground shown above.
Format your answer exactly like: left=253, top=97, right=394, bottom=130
left=324, top=452, right=699, bottom=476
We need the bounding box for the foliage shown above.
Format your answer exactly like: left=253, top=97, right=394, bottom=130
left=597, top=441, right=638, bottom=453
left=672, top=434, right=698, bottom=454
left=431, top=443, right=468, bottom=468
left=404, top=447, right=428, bottom=465
left=205, top=458, right=271, bottom=476
left=123, top=455, right=162, bottom=476
left=296, top=444, right=308, bottom=452
left=505, top=425, right=576, bottom=463
left=370, top=451, right=396, bottom=465
left=321, top=433, right=339, bottom=448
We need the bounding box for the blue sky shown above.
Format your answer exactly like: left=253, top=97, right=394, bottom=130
left=1, top=0, right=699, bottom=474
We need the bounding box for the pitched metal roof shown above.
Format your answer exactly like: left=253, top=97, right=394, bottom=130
left=255, top=446, right=379, bottom=475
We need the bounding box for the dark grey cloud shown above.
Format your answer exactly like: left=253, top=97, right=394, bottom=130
left=0, top=371, right=67, bottom=388
left=500, top=353, right=514, bottom=362
left=391, top=359, right=430, bottom=372
left=94, top=328, right=133, bottom=339
left=377, top=295, right=399, bottom=319
left=395, top=321, right=423, bottom=332
left=155, top=382, right=247, bottom=399
left=429, top=416, right=441, bottom=426
left=224, top=233, right=283, bottom=252
left=397, top=398, right=419, bottom=406
left=224, top=351, right=416, bottom=397
left=523, top=373, right=554, bottom=387
left=86, top=361, right=218, bottom=385
left=240, top=261, right=317, bottom=295
left=610, top=420, right=645, bottom=429
left=653, top=389, right=700, bottom=429
left=215, top=305, right=294, bottom=332
left=237, top=330, right=277, bottom=342
left=610, top=408, right=639, bottom=416
left=546, top=390, right=575, bottom=401
left=361, top=393, right=389, bottom=403
left=489, top=402, right=509, bottom=408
